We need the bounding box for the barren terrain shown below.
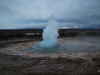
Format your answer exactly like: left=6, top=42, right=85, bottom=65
left=0, top=37, right=100, bottom=75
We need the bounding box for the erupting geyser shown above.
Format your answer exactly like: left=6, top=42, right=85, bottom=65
left=38, top=14, right=59, bottom=48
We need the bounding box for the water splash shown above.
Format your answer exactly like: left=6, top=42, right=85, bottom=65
left=38, top=14, right=59, bottom=48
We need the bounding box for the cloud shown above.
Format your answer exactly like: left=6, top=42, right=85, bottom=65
left=0, top=0, right=100, bottom=29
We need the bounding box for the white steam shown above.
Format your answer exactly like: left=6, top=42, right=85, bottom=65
left=38, top=14, right=59, bottom=48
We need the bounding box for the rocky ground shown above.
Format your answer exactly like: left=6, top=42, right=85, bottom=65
left=0, top=38, right=100, bottom=75
left=0, top=53, right=100, bottom=75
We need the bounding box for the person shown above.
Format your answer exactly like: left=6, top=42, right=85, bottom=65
left=1, top=34, right=3, bottom=40
left=29, top=34, right=32, bottom=39
left=10, top=34, right=14, bottom=40
left=32, top=35, right=34, bottom=39
left=6, top=34, right=8, bottom=40
left=4, top=33, right=7, bottom=40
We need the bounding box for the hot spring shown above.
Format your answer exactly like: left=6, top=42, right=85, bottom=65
left=1, top=15, right=99, bottom=56
left=0, top=36, right=100, bottom=56
left=20, top=37, right=100, bottom=54
left=19, top=14, right=100, bottom=54
left=26, top=14, right=61, bottom=53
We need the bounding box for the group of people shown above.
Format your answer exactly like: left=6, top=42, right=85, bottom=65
left=0, top=33, right=8, bottom=40
left=29, top=34, right=34, bottom=39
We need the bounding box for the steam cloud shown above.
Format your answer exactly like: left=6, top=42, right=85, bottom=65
left=38, top=14, right=59, bottom=48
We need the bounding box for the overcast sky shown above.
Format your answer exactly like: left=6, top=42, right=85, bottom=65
left=0, top=0, right=100, bottom=29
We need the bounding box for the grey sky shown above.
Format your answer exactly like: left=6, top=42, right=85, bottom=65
left=0, top=0, right=100, bottom=29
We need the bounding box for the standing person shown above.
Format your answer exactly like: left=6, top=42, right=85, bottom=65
left=3, top=33, right=6, bottom=40
left=6, top=34, right=8, bottom=40
left=29, top=34, right=32, bottom=39
left=32, top=35, right=34, bottom=39
left=1, top=33, right=4, bottom=40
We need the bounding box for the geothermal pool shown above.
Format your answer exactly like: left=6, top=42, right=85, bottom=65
left=0, top=37, right=100, bottom=58
left=20, top=37, right=100, bottom=54
left=0, top=37, right=100, bottom=75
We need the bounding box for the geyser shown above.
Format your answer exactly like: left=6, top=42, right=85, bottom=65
left=38, top=14, right=59, bottom=48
